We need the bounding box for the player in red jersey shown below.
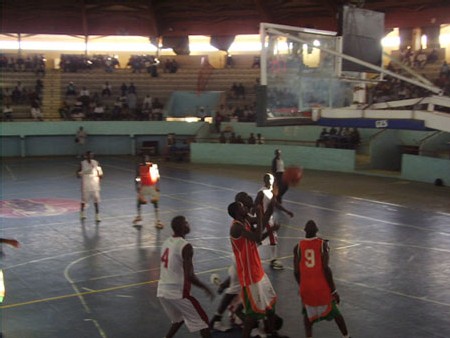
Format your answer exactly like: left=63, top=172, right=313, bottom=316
left=133, top=154, right=163, bottom=229
left=293, top=220, right=351, bottom=338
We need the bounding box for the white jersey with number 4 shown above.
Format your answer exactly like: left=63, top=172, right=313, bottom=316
left=157, top=236, right=190, bottom=299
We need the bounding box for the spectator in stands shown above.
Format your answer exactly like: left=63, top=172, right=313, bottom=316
left=104, top=57, right=114, bottom=73
left=163, top=59, right=171, bottom=73
left=169, top=59, right=178, bottom=73
left=0, top=55, right=7, bottom=70
left=135, top=104, right=148, bottom=121
left=236, top=83, right=246, bottom=100
left=16, top=55, right=25, bottom=71
left=339, top=127, right=351, bottom=148
left=440, top=61, right=449, bottom=78
left=414, top=49, right=427, bottom=69
left=2, top=87, right=12, bottom=105
left=236, top=135, right=245, bottom=144
left=101, top=81, right=112, bottom=97
left=143, top=94, right=152, bottom=110
left=79, top=86, right=90, bottom=99
left=3, top=104, right=13, bottom=121
left=71, top=99, right=85, bottom=120
left=256, top=133, right=265, bottom=144
left=66, top=82, right=77, bottom=97
left=349, top=128, right=360, bottom=149
left=402, top=47, right=414, bottom=67
left=78, top=86, right=91, bottom=110
left=128, top=83, right=136, bottom=95
left=30, top=99, right=43, bottom=121
left=35, top=55, right=46, bottom=77
left=163, top=59, right=178, bottom=73
left=230, top=82, right=239, bottom=98
left=120, top=83, right=128, bottom=96
left=248, top=133, right=256, bottom=144
left=127, top=91, right=138, bottom=116
left=427, top=49, right=438, bottom=64
left=93, top=103, right=105, bottom=120
left=59, top=101, right=71, bottom=120
left=152, top=98, right=163, bottom=121
left=150, top=60, right=160, bottom=78
left=12, top=81, right=24, bottom=104
left=226, top=53, right=233, bottom=68
left=233, top=105, right=244, bottom=122
left=35, top=79, right=44, bottom=97
left=252, top=56, right=260, bottom=68
left=316, top=128, right=330, bottom=147
left=219, top=132, right=227, bottom=143
left=112, top=97, right=123, bottom=120
left=128, top=55, right=143, bottom=73
left=214, top=108, right=224, bottom=133
left=229, top=132, right=237, bottom=144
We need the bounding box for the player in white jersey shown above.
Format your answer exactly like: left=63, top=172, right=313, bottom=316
left=254, top=173, right=293, bottom=270
left=77, top=151, right=103, bottom=222
left=157, top=215, right=214, bottom=338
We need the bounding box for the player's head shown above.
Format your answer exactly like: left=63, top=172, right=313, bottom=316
left=85, top=151, right=93, bottom=159
left=304, top=220, right=318, bottom=237
left=234, top=192, right=253, bottom=210
left=275, top=149, right=281, bottom=156
left=142, top=154, right=151, bottom=163
left=263, top=173, right=274, bottom=187
left=227, top=201, right=245, bottom=219
left=171, top=215, right=190, bottom=236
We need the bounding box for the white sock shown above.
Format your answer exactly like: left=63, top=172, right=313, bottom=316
left=270, top=245, right=277, bottom=261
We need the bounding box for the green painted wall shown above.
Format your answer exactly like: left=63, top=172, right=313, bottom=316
left=191, top=143, right=355, bottom=172
left=402, top=155, right=450, bottom=184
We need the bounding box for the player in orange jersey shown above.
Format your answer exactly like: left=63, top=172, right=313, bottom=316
left=293, top=220, right=351, bottom=338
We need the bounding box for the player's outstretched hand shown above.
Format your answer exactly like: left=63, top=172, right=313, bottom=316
left=1, top=238, right=19, bottom=248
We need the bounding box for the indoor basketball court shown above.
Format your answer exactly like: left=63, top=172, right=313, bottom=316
left=1, top=155, right=449, bottom=338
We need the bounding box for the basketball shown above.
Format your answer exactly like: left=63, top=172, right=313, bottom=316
left=210, top=273, right=221, bottom=286
left=282, top=166, right=303, bottom=186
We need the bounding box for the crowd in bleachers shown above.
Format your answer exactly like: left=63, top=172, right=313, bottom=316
left=0, top=54, right=46, bottom=76
left=59, top=80, right=166, bottom=121
left=126, top=55, right=160, bottom=76
left=316, top=127, right=360, bottom=149
left=1, top=78, right=44, bottom=121
left=436, top=61, right=450, bottom=95
left=399, top=47, right=440, bottom=69
left=60, top=54, right=120, bottom=73
left=218, top=131, right=264, bottom=144
left=370, top=57, right=450, bottom=104
left=2, top=49, right=449, bottom=123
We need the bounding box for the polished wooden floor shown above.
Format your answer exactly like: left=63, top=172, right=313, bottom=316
left=1, top=156, right=449, bottom=338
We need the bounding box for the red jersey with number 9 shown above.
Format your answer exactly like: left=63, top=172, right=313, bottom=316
left=298, top=237, right=332, bottom=306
